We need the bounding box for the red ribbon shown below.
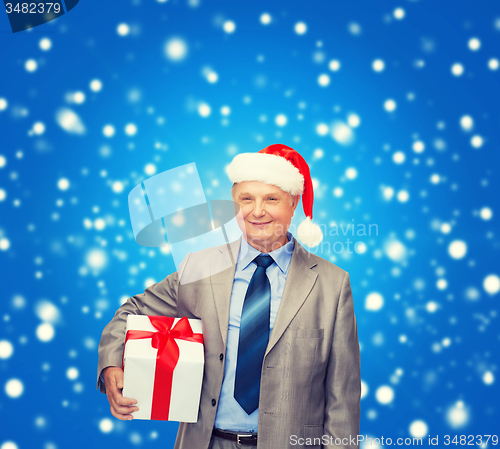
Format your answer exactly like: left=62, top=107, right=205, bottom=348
left=122, top=316, right=203, bottom=420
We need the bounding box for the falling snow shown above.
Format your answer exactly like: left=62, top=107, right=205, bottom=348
left=1, top=1, right=498, bottom=448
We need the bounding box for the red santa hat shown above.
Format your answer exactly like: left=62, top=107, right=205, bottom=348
left=226, top=143, right=323, bottom=247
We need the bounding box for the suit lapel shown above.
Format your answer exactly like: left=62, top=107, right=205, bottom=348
left=265, top=238, right=318, bottom=357
left=209, top=237, right=241, bottom=348
left=209, top=235, right=318, bottom=353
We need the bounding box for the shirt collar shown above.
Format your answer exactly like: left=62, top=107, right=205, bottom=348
left=238, top=231, right=295, bottom=274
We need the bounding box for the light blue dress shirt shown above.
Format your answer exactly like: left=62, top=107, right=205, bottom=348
left=214, top=231, right=295, bottom=432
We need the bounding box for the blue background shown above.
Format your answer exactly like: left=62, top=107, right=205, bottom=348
left=0, top=0, right=499, bottom=448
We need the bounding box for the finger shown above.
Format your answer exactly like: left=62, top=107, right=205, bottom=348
left=110, top=397, right=139, bottom=415
left=113, top=403, right=139, bottom=416
left=110, top=404, right=134, bottom=421
left=112, top=390, right=138, bottom=407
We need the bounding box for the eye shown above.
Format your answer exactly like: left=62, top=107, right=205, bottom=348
left=268, top=197, right=277, bottom=201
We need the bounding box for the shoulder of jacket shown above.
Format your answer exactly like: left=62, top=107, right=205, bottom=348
left=186, top=240, right=235, bottom=261
left=301, top=248, right=348, bottom=277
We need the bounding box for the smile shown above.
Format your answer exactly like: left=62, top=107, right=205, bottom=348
left=249, top=221, right=272, bottom=228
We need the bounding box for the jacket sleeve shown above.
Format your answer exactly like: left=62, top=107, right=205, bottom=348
left=323, top=271, right=361, bottom=448
left=96, top=253, right=191, bottom=394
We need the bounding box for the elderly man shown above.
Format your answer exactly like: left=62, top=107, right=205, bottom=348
left=97, top=144, right=361, bottom=449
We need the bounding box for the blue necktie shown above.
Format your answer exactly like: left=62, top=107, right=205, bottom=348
left=234, top=254, right=275, bottom=415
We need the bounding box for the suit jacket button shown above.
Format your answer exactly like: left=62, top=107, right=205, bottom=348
left=219, top=353, right=224, bottom=361
left=211, top=399, right=217, bottom=406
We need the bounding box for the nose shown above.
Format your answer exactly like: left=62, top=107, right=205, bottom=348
left=252, top=200, right=265, bottom=218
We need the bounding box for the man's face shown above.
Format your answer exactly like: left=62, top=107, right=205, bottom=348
left=232, top=181, right=298, bottom=252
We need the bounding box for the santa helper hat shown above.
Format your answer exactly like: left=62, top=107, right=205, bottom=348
left=226, top=143, right=323, bottom=247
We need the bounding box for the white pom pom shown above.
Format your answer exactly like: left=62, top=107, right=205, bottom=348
left=297, top=217, right=323, bottom=247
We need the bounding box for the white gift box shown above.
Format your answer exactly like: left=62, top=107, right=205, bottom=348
left=122, top=315, right=204, bottom=422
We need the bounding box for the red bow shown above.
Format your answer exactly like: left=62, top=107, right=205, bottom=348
left=123, top=316, right=203, bottom=420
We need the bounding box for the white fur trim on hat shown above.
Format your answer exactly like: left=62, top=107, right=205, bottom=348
left=297, top=217, right=323, bottom=247
left=227, top=153, right=304, bottom=195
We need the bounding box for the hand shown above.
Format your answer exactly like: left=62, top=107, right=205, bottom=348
left=103, top=366, right=139, bottom=421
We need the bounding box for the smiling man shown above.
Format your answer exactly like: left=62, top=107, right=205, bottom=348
left=97, top=143, right=361, bottom=449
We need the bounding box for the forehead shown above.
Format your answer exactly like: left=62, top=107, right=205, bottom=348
left=233, top=181, right=286, bottom=196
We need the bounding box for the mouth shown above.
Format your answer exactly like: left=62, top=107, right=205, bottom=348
left=249, top=220, right=272, bottom=229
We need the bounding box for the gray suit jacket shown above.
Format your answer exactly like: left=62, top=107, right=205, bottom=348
left=97, top=235, right=361, bottom=449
